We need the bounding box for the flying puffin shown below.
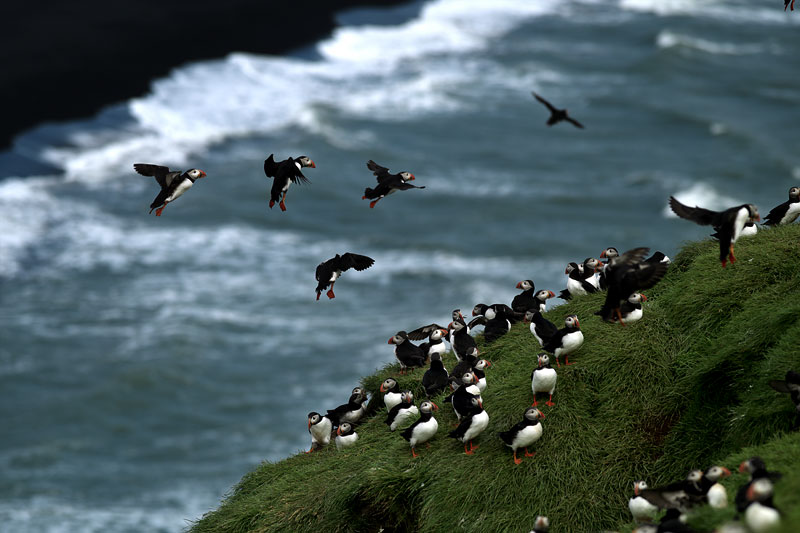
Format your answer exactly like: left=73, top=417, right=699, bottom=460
left=744, top=479, right=781, bottom=533
left=422, top=353, right=450, bottom=397
left=449, top=396, right=489, bottom=455
left=418, top=328, right=448, bottom=358
left=768, top=370, right=800, bottom=430
left=132, top=163, right=207, bottom=216
left=610, top=293, right=647, bottom=325
left=326, top=387, right=368, bottom=426
left=388, top=331, right=427, bottom=374
left=499, top=407, right=544, bottom=464
left=380, top=378, right=403, bottom=410
left=736, top=457, right=782, bottom=515
left=512, top=280, right=537, bottom=313
left=314, top=253, right=374, bottom=300
left=542, top=315, right=583, bottom=367
left=401, top=401, right=439, bottom=458
left=629, top=481, right=659, bottom=523
left=307, top=412, right=333, bottom=453
left=468, top=306, right=510, bottom=343
left=524, top=310, right=559, bottom=347
left=262, top=154, right=315, bottom=211
left=669, top=196, right=760, bottom=267
left=529, top=516, right=550, bottom=533
left=531, top=353, right=557, bottom=407
left=597, top=247, right=668, bottom=325
left=385, top=391, right=419, bottom=431
left=334, top=422, right=359, bottom=450
left=531, top=92, right=585, bottom=129
left=362, top=160, right=425, bottom=208
left=764, top=187, right=800, bottom=226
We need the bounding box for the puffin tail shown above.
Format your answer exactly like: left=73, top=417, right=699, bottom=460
left=363, top=187, right=379, bottom=200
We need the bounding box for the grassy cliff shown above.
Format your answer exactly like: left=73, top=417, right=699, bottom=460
left=191, top=225, right=800, bottom=533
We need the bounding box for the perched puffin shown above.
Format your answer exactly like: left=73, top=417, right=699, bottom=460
left=385, top=391, right=419, bottom=431
left=380, top=378, right=403, bottom=410
left=449, top=396, right=489, bottom=455
left=499, top=407, right=544, bottom=464
left=641, top=469, right=705, bottom=512
left=669, top=196, right=760, bottom=267
left=524, top=310, right=559, bottom=347
left=701, top=466, right=732, bottom=508
left=744, top=479, right=781, bottom=533
left=531, top=290, right=556, bottom=313
left=315, top=253, right=374, bottom=300
left=531, top=92, right=585, bottom=129
left=542, top=315, right=583, bottom=367
left=334, top=422, right=359, bottom=450
left=132, top=163, right=207, bottom=216
left=629, top=481, right=659, bottom=523
left=598, top=248, right=667, bottom=324
left=450, top=347, right=479, bottom=381
left=401, top=400, right=439, bottom=458
left=307, top=412, right=333, bottom=453
left=422, top=353, right=450, bottom=397
left=512, top=280, right=537, bottom=313
left=736, top=457, right=782, bottom=515
left=764, top=187, right=800, bottom=226
left=468, top=306, right=510, bottom=343
left=262, top=154, right=315, bottom=211
left=598, top=247, right=620, bottom=289
left=445, top=372, right=481, bottom=420
left=362, top=160, right=425, bottom=208
left=388, top=331, right=427, bottom=374
left=529, top=516, right=550, bottom=533
left=326, top=387, right=368, bottom=426
left=582, top=257, right=602, bottom=290
left=472, top=359, right=492, bottom=393
left=448, top=319, right=477, bottom=361
left=768, top=370, right=800, bottom=430
left=560, top=262, right=598, bottom=300
left=418, top=328, right=448, bottom=358
left=531, top=353, right=557, bottom=407
left=610, top=293, right=647, bottom=325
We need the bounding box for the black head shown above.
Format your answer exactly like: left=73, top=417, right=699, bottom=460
left=337, top=422, right=354, bottom=436
left=380, top=378, right=398, bottom=393
left=296, top=155, right=316, bottom=168
left=564, top=315, right=580, bottom=329
left=516, top=280, right=534, bottom=291
left=789, top=187, right=800, bottom=200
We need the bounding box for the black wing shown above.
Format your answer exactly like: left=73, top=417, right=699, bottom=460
left=581, top=280, right=598, bottom=293
left=367, top=160, right=392, bottom=182
left=467, top=316, right=487, bottom=329
left=134, top=163, right=174, bottom=189
left=764, top=201, right=789, bottom=226
left=542, top=329, right=567, bottom=353
left=566, top=117, right=585, bottom=129
left=640, top=487, right=690, bottom=510
left=531, top=92, right=558, bottom=113
left=669, top=196, right=721, bottom=227
left=401, top=419, right=421, bottom=441
left=339, top=253, right=375, bottom=272
left=393, top=181, right=425, bottom=191
left=407, top=324, right=446, bottom=341
left=263, top=154, right=278, bottom=178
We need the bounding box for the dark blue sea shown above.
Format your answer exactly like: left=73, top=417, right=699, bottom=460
left=1, top=0, right=798, bottom=530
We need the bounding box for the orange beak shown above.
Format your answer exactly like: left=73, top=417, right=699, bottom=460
left=640, top=294, right=648, bottom=301
left=548, top=291, right=555, bottom=298
left=634, top=484, right=640, bottom=496
left=477, top=399, right=483, bottom=409
left=380, top=384, right=386, bottom=393
left=310, top=160, right=316, bottom=168
left=538, top=410, right=545, bottom=419
left=739, top=461, right=747, bottom=473
left=388, top=337, right=394, bottom=344
left=516, top=282, right=522, bottom=289
left=485, top=361, right=492, bottom=367
left=408, top=174, right=415, bottom=181
left=720, top=467, right=731, bottom=477
left=336, top=427, right=342, bottom=436
left=431, top=402, right=439, bottom=410
left=439, top=329, right=448, bottom=336
left=307, top=420, right=312, bottom=430
left=574, top=318, right=580, bottom=328
left=746, top=484, right=755, bottom=501
left=600, top=250, right=607, bottom=258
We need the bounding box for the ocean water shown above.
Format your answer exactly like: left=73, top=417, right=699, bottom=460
left=1, top=0, right=798, bottom=531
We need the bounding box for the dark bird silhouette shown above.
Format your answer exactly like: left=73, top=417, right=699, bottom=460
left=263, top=154, right=315, bottom=211
left=769, top=370, right=800, bottom=430
left=668, top=196, right=760, bottom=267
left=422, top=353, right=450, bottom=397
left=314, top=253, right=374, bottom=300
left=597, top=247, right=668, bottom=324
left=362, top=160, right=425, bottom=208
left=531, top=92, right=585, bottom=129
left=133, top=163, right=207, bottom=216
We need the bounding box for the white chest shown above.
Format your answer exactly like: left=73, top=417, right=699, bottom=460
left=310, top=419, right=332, bottom=445
left=707, top=483, right=728, bottom=508
left=409, top=417, right=439, bottom=447
left=462, top=410, right=489, bottom=441
left=532, top=368, right=557, bottom=394
left=557, top=331, right=584, bottom=356
left=623, top=307, right=643, bottom=323
left=335, top=432, right=359, bottom=450
left=566, top=277, right=587, bottom=296
left=745, top=502, right=780, bottom=533
left=628, top=496, right=658, bottom=521
left=782, top=201, right=800, bottom=224
left=732, top=207, right=749, bottom=242
left=329, top=269, right=341, bottom=283
left=384, top=392, right=402, bottom=411
left=391, top=406, right=419, bottom=431
left=511, top=423, right=542, bottom=449
left=167, top=179, right=193, bottom=202
left=428, top=342, right=446, bottom=357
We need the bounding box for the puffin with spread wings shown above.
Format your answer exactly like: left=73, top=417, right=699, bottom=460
left=133, top=163, right=207, bottom=216
left=263, top=154, right=315, bottom=212
left=362, top=160, right=425, bottom=208
left=315, top=253, right=375, bottom=300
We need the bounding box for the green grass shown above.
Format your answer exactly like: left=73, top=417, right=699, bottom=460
left=191, top=225, right=800, bottom=533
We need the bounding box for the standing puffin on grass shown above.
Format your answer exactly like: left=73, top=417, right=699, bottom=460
left=529, top=516, right=550, bottom=533
left=524, top=310, right=559, bottom=347
left=669, top=196, right=760, bottom=267
left=362, top=160, right=425, bottom=208
left=468, top=306, right=511, bottom=343
left=764, top=187, right=800, bottom=226
left=385, top=391, right=419, bottom=431
left=315, top=253, right=374, bottom=300
left=736, top=457, right=782, bottom=516
left=262, top=154, right=315, bottom=211
left=422, top=353, right=450, bottom=397
left=744, top=479, right=781, bottom=533
left=610, top=293, right=648, bottom=325
left=542, top=315, right=583, bottom=367
left=448, top=319, right=477, bottom=361
left=418, top=328, right=448, bottom=358
left=449, top=396, right=489, bottom=455
left=512, top=280, right=536, bottom=313
left=334, top=423, right=359, bottom=450
left=307, top=412, right=333, bottom=453
left=401, top=401, right=439, bottom=458
left=388, top=331, right=427, bottom=374
left=380, top=378, right=403, bottom=410
left=531, top=353, right=557, bottom=407
left=499, top=407, right=544, bottom=464
left=560, top=262, right=598, bottom=300
left=326, top=387, right=368, bottom=426
left=132, top=163, right=207, bottom=216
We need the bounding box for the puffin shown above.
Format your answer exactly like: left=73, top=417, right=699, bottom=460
left=531, top=353, right=557, bottom=406
left=744, top=479, right=781, bottom=533
left=542, top=315, right=583, bottom=367
left=401, top=401, right=439, bottom=458
left=529, top=516, right=550, bottom=533
left=597, top=247, right=668, bottom=324
left=561, top=262, right=598, bottom=300
left=768, top=370, right=800, bottom=430
left=388, top=331, right=428, bottom=374
left=380, top=378, right=403, bottom=411
left=582, top=257, right=602, bottom=290
left=449, top=396, right=489, bottom=455
left=629, top=481, right=659, bottom=523
left=531, top=92, right=585, bottom=129
left=418, top=328, right=448, bottom=358
left=132, top=163, right=207, bottom=216
left=736, top=457, right=782, bottom=515
left=598, top=247, right=620, bottom=289
left=531, top=290, right=556, bottom=313
left=362, top=160, right=425, bottom=208
left=262, top=154, right=315, bottom=211
left=422, top=353, right=450, bottom=397
left=334, top=422, right=359, bottom=450
left=315, top=253, right=374, bottom=300
left=450, top=347, right=479, bottom=381
left=326, top=387, right=368, bottom=426
left=701, top=465, right=732, bottom=508
left=307, top=412, right=333, bottom=453
left=385, top=391, right=419, bottom=431
left=467, top=306, right=510, bottom=343
left=524, top=310, right=559, bottom=347
left=640, top=469, right=706, bottom=512
left=785, top=0, right=795, bottom=12
left=669, top=196, right=760, bottom=267
left=448, top=319, right=477, bottom=361
left=499, top=407, right=544, bottom=464
left=512, top=280, right=537, bottom=313
left=472, top=359, right=491, bottom=393
left=610, top=293, right=647, bottom=325
left=445, top=372, right=482, bottom=420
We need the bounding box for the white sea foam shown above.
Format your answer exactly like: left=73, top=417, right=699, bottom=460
left=620, top=0, right=794, bottom=23
left=656, top=30, right=776, bottom=55
left=663, top=183, right=742, bottom=218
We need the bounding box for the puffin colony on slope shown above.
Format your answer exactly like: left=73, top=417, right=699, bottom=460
left=133, top=163, right=207, bottom=216
left=263, top=154, right=315, bottom=211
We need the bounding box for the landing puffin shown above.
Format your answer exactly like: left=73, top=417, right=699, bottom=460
left=401, top=401, right=439, bottom=458
left=499, top=407, right=544, bottom=464
left=422, top=353, right=450, bottom=397
left=629, top=481, right=659, bottom=523
left=531, top=353, right=557, bottom=406
left=769, top=370, right=800, bottom=430
left=132, top=163, right=207, bottom=216
left=315, top=253, right=374, bottom=300
left=531, top=92, right=585, bottom=129
left=388, top=331, right=427, bottom=374
left=334, top=422, right=359, bottom=450
left=385, top=391, right=419, bottom=431
left=764, top=187, right=800, bottom=226
left=380, top=378, right=403, bottom=410
left=542, top=315, right=583, bottom=367
left=449, top=396, right=489, bottom=455
left=669, top=196, right=760, bottom=267
left=263, top=154, right=315, bottom=211
left=307, top=412, right=333, bottom=453
left=362, top=160, right=425, bottom=208
left=598, top=247, right=667, bottom=324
